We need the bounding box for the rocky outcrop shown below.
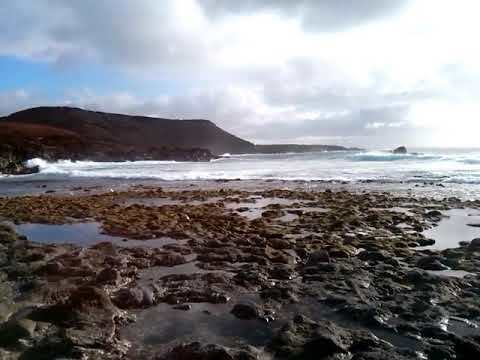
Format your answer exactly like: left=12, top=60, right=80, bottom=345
left=393, top=146, right=408, bottom=154
left=0, top=144, right=39, bottom=175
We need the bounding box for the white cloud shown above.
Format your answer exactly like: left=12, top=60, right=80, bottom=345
left=1, top=0, right=480, bottom=146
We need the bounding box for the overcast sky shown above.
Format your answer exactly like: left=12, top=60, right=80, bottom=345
left=1, top=1, right=479, bottom=147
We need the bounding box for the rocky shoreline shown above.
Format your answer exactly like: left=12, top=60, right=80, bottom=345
left=1, top=185, right=480, bottom=359
left=0, top=144, right=216, bottom=176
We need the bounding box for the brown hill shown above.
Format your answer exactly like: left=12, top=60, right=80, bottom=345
left=2, top=106, right=255, bottom=156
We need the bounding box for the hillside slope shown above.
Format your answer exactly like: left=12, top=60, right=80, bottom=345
left=2, top=107, right=255, bottom=155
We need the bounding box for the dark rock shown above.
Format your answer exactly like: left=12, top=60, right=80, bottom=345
left=0, top=318, right=36, bottom=346
left=307, top=250, right=330, bottom=264
left=393, top=146, right=407, bottom=154
left=173, top=304, right=192, bottom=311
left=269, top=316, right=350, bottom=358
left=468, top=238, right=480, bottom=250
left=159, top=342, right=256, bottom=360
left=417, top=238, right=435, bottom=247
left=467, top=223, right=480, bottom=228
left=416, top=256, right=450, bottom=271
left=358, top=250, right=390, bottom=262
left=426, top=210, right=443, bottom=218
left=113, top=286, right=155, bottom=309
left=95, top=268, right=121, bottom=285
left=231, top=302, right=259, bottom=320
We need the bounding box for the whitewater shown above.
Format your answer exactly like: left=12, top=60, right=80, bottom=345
left=3, top=148, right=480, bottom=185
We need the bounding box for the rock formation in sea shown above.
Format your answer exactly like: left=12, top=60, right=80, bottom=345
left=393, top=146, right=408, bottom=154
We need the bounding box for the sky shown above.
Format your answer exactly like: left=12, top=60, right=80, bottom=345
left=1, top=0, right=479, bottom=148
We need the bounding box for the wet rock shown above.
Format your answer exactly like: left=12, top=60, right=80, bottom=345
left=113, top=286, right=155, bottom=309
left=231, top=302, right=260, bottom=320
left=96, top=267, right=121, bottom=285
left=416, top=256, right=450, bottom=271
left=467, top=223, right=480, bottom=228
left=426, top=210, right=443, bottom=220
left=358, top=250, right=390, bottom=262
left=393, top=146, right=407, bottom=154
left=268, top=264, right=296, bottom=280
left=153, top=253, right=187, bottom=267
left=417, top=238, right=435, bottom=247
left=160, top=342, right=256, bottom=360
left=0, top=318, right=36, bottom=346
left=269, top=316, right=360, bottom=358
left=42, top=261, right=65, bottom=275
left=468, top=238, right=480, bottom=250
left=307, top=250, right=330, bottom=264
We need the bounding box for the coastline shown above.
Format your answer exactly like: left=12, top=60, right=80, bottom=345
left=1, top=181, right=480, bottom=358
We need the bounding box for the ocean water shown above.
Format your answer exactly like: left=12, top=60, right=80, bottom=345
left=5, top=148, right=480, bottom=185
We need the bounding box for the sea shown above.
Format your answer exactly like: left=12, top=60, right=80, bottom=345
left=2, top=148, right=480, bottom=199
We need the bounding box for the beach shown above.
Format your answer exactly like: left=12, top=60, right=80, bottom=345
left=1, top=179, right=480, bottom=359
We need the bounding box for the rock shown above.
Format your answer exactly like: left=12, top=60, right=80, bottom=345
left=0, top=318, right=36, bottom=346
left=41, top=261, right=65, bottom=275
left=269, top=316, right=350, bottom=358
left=153, top=253, right=187, bottom=267
left=159, top=342, right=256, bottom=360
left=0, top=148, right=39, bottom=175
left=358, top=250, right=390, bottom=262
left=269, top=315, right=394, bottom=359
left=392, top=146, right=407, bottom=154
left=173, top=304, right=192, bottom=311
left=416, top=256, right=450, bottom=271
left=467, top=223, right=480, bottom=228
left=468, top=238, right=480, bottom=250
left=113, top=286, right=155, bottom=309
left=231, top=302, right=259, bottom=320
left=417, top=238, right=435, bottom=247
left=426, top=210, right=443, bottom=218
left=307, top=250, right=330, bottom=265
left=95, top=268, right=121, bottom=285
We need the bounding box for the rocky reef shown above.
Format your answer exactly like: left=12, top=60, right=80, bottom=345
left=0, top=186, right=479, bottom=358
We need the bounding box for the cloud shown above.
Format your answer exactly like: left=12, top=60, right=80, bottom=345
left=199, top=0, right=409, bottom=31
left=1, top=1, right=480, bottom=147
left=242, top=105, right=424, bottom=145
left=58, top=89, right=421, bottom=146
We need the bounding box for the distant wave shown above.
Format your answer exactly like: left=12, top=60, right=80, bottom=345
left=349, top=151, right=441, bottom=162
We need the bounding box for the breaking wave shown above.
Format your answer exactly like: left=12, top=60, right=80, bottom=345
left=6, top=149, right=480, bottom=184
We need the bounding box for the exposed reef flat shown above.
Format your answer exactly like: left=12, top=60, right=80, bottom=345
left=1, top=185, right=480, bottom=359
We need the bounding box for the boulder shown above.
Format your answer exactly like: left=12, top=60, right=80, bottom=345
left=392, top=146, right=407, bottom=154
left=468, top=238, right=480, bottom=250
left=231, top=302, right=259, bottom=320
